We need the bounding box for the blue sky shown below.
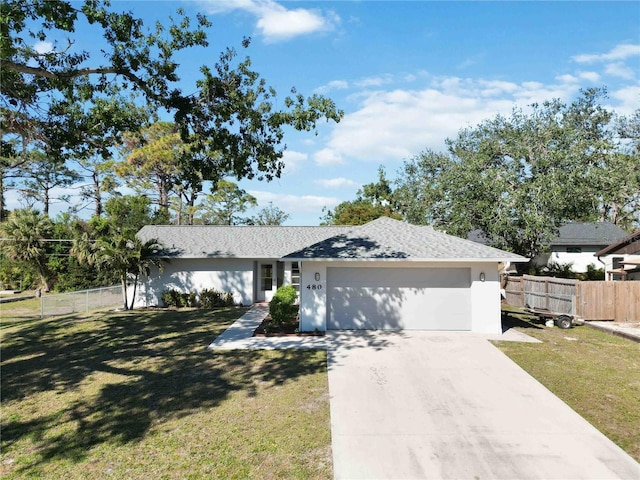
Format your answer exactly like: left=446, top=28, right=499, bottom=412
left=12, top=1, right=640, bottom=225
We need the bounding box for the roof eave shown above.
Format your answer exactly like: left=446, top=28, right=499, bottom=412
left=281, top=256, right=529, bottom=263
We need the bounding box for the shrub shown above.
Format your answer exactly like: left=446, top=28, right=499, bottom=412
left=200, top=288, right=236, bottom=308
left=161, top=289, right=198, bottom=308
left=161, top=289, right=181, bottom=307
left=269, top=285, right=298, bottom=325
left=185, top=291, right=198, bottom=307
left=580, top=264, right=605, bottom=281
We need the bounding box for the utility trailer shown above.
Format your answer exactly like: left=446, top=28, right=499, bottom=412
left=522, top=306, right=574, bottom=329
left=504, top=275, right=580, bottom=329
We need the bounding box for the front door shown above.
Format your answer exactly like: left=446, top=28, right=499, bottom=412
left=258, top=262, right=275, bottom=302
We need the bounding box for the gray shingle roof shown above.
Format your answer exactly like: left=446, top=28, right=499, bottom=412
left=283, top=217, right=526, bottom=261
left=468, top=222, right=629, bottom=248
left=138, top=217, right=526, bottom=262
left=551, top=222, right=629, bottom=246
left=594, top=230, right=640, bottom=256
left=137, top=224, right=352, bottom=258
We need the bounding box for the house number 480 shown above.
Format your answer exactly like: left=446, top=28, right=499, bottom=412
left=306, top=284, right=323, bottom=290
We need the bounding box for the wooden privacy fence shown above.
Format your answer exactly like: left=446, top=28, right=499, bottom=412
left=504, top=275, right=640, bottom=322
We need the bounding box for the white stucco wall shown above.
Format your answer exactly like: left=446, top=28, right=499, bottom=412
left=299, top=263, right=328, bottom=332
left=600, top=254, right=640, bottom=281
left=298, top=261, right=503, bottom=334
left=533, top=246, right=604, bottom=273
left=133, top=258, right=255, bottom=307
left=469, top=263, right=502, bottom=334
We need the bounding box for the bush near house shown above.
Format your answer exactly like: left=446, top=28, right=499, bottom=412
left=269, top=285, right=298, bottom=325
left=160, top=288, right=236, bottom=308
left=528, top=262, right=605, bottom=281
left=199, top=288, right=235, bottom=309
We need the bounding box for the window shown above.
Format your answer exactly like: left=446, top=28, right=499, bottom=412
left=261, top=264, right=273, bottom=291
left=566, top=246, right=582, bottom=253
left=612, top=257, right=624, bottom=269
left=291, top=262, right=301, bottom=292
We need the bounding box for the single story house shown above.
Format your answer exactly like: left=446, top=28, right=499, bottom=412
left=469, top=222, right=628, bottom=273
left=533, top=222, right=629, bottom=273
left=135, top=217, right=527, bottom=334
left=594, top=230, right=640, bottom=281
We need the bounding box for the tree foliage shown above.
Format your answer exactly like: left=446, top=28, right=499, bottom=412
left=322, top=167, right=402, bottom=225
left=248, top=202, right=290, bottom=226
left=395, top=89, right=639, bottom=257
left=19, top=150, right=81, bottom=214
left=197, top=180, right=257, bottom=225
left=0, top=208, right=53, bottom=290
left=1, top=1, right=343, bottom=204
left=71, top=195, right=163, bottom=308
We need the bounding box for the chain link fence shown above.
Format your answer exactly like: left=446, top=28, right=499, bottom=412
left=40, top=285, right=123, bottom=318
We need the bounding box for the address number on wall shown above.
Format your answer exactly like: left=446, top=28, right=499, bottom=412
left=306, top=284, right=323, bottom=290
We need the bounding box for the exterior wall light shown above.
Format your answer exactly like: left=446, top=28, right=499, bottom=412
left=479, top=272, right=485, bottom=282
left=315, top=272, right=321, bottom=281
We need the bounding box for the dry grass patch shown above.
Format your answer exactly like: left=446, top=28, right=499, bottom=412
left=495, top=308, right=640, bottom=462
left=1, top=308, right=332, bottom=479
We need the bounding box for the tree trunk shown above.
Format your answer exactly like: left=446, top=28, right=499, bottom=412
left=43, top=188, right=50, bottom=215
left=0, top=171, right=5, bottom=220
left=129, top=273, right=139, bottom=310
left=93, top=170, right=103, bottom=217
left=121, top=276, right=129, bottom=310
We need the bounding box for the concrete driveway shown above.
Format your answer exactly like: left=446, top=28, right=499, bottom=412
left=327, top=331, right=640, bottom=480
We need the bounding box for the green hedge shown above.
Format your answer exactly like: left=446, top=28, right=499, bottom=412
left=160, top=288, right=236, bottom=308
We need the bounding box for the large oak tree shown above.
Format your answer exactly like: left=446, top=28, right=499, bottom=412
left=395, top=89, right=639, bottom=258
left=1, top=0, right=343, bottom=217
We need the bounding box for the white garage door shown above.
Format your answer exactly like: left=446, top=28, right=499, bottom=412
left=327, top=267, right=471, bottom=330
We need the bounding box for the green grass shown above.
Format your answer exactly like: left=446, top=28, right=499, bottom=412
left=1, top=308, right=333, bottom=479
left=1, top=296, right=41, bottom=324
left=494, top=307, right=640, bottom=462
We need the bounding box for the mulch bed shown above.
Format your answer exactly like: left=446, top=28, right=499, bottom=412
left=253, top=315, right=324, bottom=337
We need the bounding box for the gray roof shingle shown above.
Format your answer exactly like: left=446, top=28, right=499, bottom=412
left=137, top=224, right=352, bottom=258
left=468, top=222, right=629, bottom=248
left=282, top=217, right=526, bottom=261
left=551, top=222, right=629, bottom=246
left=138, top=217, right=526, bottom=262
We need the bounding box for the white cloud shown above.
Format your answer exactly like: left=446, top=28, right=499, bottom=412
left=248, top=190, right=340, bottom=213
left=256, top=8, right=330, bottom=41
left=556, top=74, right=579, bottom=84
left=572, top=43, right=640, bottom=64
left=578, top=71, right=601, bottom=82
left=315, top=177, right=358, bottom=189
left=281, top=149, right=307, bottom=173
left=315, top=80, right=349, bottom=94
left=313, top=148, right=344, bottom=166
left=33, top=41, right=53, bottom=54
left=604, top=62, right=636, bottom=79
left=199, top=0, right=339, bottom=42
left=355, top=74, right=396, bottom=88
left=317, top=76, right=584, bottom=164
left=610, top=85, right=640, bottom=115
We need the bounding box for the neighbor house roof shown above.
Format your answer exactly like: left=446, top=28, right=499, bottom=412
left=137, top=224, right=351, bottom=258
left=550, top=222, right=628, bottom=246
left=467, top=222, right=628, bottom=248
left=594, top=230, right=640, bottom=257
left=282, top=217, right=527, bottom=262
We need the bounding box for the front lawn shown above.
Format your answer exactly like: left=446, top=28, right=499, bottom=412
left=1, top=308, right=332, bottom=479
left=494, top=308, right=640, bottom=462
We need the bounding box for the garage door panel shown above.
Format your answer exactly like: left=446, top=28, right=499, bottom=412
left=328, top=267, right=470, bottom=288
left=328, top=268, right=471, bottom=330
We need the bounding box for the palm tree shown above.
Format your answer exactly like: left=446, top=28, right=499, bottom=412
left=125, top=237, right=164, bottom=310
left=0, top=208, right=53, bottom=291
left=72, top=232, right=163, bottom=309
